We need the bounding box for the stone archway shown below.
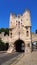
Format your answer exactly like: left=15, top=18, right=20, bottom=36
left=14, top=39, right=25, bottom=52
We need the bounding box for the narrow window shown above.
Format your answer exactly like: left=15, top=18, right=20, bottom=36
left=11, top=33, right=12, bottom=35
left=16, top=21, right=17, bottom=25
left=18, top=21, right=20, bottom=25
left=18, top=21, right=20, bottom=28
left=26, top=31, right=29, bottom=36
left=10, top=33, right=12, bottom=38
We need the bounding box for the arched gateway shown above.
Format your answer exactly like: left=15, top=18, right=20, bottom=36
left=14, top=39, right=25, bottom=52
left=7, top=10, right=32, bottom=53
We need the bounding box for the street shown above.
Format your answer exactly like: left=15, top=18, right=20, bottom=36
left=0, top=52, right=22, bottom=65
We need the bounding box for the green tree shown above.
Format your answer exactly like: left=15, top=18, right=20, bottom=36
left=0, top=39, right=9, bottom=51
left=5, top=28, right=9, bottom=36
left=0, top=28, right=5, bottom=33
left=0, top=28, right=9, bottom=35
left=0, top=39, right=5, bottom=51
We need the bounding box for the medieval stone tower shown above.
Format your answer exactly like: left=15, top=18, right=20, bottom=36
left=7, top=10, right=32, bottom=53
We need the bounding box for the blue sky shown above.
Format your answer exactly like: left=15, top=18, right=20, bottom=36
left=0, top=0, right=37, bottom=33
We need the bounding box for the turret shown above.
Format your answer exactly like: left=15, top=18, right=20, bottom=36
left=23, top=9, right=31, bottom=27
left=9, top=13, right=16, bottom=29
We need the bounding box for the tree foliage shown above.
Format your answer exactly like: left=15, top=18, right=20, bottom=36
left=0, top=28, right=9, bottom=35
left=0, top=28, right=9, bottom=51
left=0, top=39, right=9, bottom=51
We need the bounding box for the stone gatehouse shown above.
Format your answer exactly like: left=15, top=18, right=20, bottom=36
left=0, top=9, right=37, bottom=53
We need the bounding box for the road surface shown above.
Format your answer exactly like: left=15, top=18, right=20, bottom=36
left=0, top=52, right=23, bottom=65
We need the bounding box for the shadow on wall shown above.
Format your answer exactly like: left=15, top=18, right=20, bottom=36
left=0, top=39, right=9, bottom=51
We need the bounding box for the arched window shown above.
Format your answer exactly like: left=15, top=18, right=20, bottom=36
left=10, top=29, right=12, bottom=31
left=25, top=26, right=28, bottom=29
left=18, top=21, right=20, bottom=25
left=26, top=31, right=29, bottom=36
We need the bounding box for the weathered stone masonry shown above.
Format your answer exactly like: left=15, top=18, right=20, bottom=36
left=0, top=10, right=37, bottom=53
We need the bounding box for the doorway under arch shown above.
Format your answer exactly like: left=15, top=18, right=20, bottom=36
left=14, top=39, right=25, bottom=52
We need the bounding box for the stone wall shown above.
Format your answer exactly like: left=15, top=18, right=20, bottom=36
left=0, top=32, right=9, bottom=43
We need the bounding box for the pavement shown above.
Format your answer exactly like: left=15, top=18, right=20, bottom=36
left=0, top=52, right=22, bottom=65
left=0, top=51, right=37, bottom=65
left=11, top=51, right=37, bottom=65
